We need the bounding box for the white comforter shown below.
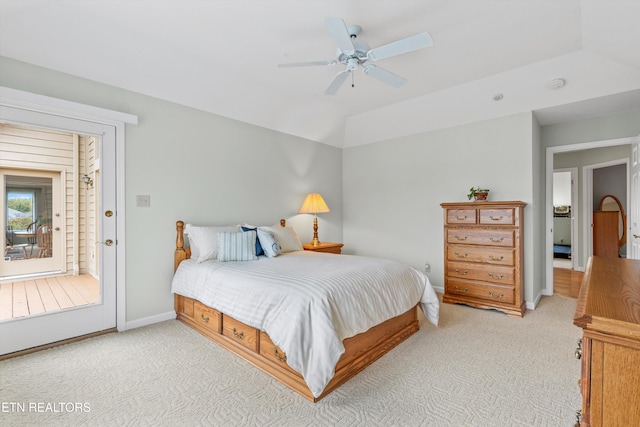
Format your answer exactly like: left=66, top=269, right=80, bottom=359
left=171, top=250, right=439, bottom=398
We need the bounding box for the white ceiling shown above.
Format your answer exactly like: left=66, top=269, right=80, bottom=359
left=1, top=0, right=640, bottom=148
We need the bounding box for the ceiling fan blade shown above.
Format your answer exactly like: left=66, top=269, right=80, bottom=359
left=366, top=32, right=433, bottom=61
left=325, top=17, right=355, bottom=54
left=325, top=70, right=350, bottom=95
left=362, top=64, right=407, bottom=88
left=278, top=60, right=337, bottom=68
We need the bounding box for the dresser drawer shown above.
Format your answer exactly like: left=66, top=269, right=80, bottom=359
left=446, top=228, right=514, bottom=247
left=448, top=261, right=515, bottom=285
left=446, top=208, right=477, bottom=224
left=447, top=245, right=514, bottom=266
left=259, top=331, right=299, bottom=375
left=479, top=208, right=515, bottom=225
left=222, top=315, right=259, bottom=352
left=446, top=278, right=515, bottom=305
left=194, top=301, right=222, bottom=334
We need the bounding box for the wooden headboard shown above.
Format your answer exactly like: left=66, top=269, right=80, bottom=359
left=174, top=219, right=286, bottom=272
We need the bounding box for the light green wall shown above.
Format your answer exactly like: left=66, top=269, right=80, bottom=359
left=343, top=113, right=537, bottom=302
left=0, top=57, right=343, bottom=323
left=3, top=54, right=639, bottom=320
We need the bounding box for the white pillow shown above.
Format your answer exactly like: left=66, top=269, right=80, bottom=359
left=185, top=224, right=240, bottom=263
left=217, top=231, right=257, bottom=262
left=257, top=228, right=281, bottom=258
left=262, top=226, right=303, bottom=253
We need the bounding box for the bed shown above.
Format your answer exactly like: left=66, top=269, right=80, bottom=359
left=172, top=220, right=439, bottom=402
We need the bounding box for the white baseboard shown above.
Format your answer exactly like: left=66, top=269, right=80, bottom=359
left=526, top=291, right=544, bottom=311
left=124, top=311, right=176, bottom=331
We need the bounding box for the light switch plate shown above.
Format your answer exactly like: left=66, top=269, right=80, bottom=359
left=136, top=195, right=150, bottom=208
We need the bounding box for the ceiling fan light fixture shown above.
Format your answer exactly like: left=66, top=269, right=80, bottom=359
left=280, top=17, right=434, bottom=95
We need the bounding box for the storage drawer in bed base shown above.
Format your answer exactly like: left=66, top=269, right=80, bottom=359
left=174, top=293, right=419, bottom=402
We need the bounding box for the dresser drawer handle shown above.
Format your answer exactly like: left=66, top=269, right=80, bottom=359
left=488, top=291, right=504, bottom=299
left=273, top=348, right=287, bottom=363
left=455, top=252, right=468, bottom=258
left=456, top=215, right=467, bottom=221
left=454, top=269, right=468, bottom=275
left=200, top=313, right=210, bottom=323
left=232, top=328, right=244, bottom=340
left=574, top=339, right=582, bottom=360
left=488, top=273, right=505, bottom=279
left=489, top=237, right=504, bottom=242
left=488, top=255, right=504, bottom=261
left=454, top=286, right=469, bottom=293
left=490, top=216, right=504, bottom=221
left=454, top=235, right=468, bottom=241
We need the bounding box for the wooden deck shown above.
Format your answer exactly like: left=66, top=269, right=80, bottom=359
left=0, top=274, right=100, bottom=321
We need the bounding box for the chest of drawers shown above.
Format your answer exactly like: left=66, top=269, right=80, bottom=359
left=441, top=201, right=526, bottom=317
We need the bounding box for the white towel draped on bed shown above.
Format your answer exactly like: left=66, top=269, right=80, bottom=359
left=171, top=250, right=440, bottom=398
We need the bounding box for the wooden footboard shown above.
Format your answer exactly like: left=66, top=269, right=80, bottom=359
left=173, top=220, right=420, bottom=402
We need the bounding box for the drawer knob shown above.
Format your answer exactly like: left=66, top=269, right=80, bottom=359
left=454, top=286, right=469, bottom=293
left=454, top=269, right=468, bottom=275
left=488, top=291, right=504, bottom=299
left=490, top=216, right=504, bottom=221
left=489, top=237, right=504, bottom=243
left=273, top=348, right=287, bottom=363
left=456, top=215, right=467, bottom=221
left=455, top=252, right=468, bottom=258
left=454, top=235, right=468, bottom=241
left=200, top=313, right=210, bottom=323
left=232, top=328, right=244, bottom=340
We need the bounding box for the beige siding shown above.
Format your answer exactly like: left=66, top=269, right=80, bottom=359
left=1, top=124, right=95, bottom=276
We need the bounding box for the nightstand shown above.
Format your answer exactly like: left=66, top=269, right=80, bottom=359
left=302, top=242, right=344, bottom=254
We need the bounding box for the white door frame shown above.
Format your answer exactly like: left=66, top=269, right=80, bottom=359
left=552, top=167, right=578, bottom=270
left=582, top=158, right=629, bottom=261
left=545, top=136, right=635, bottom=296
left=0, top=86, right=137, bottom=333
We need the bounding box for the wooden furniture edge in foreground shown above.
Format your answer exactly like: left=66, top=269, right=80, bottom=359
left=173, top=220, right=420, bottom=402
left=572, top=256, right=640, bottom=427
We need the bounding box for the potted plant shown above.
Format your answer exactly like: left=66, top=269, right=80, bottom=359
left=468, top=186, right=490, bottom=201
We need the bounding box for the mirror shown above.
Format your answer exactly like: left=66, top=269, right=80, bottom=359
left=599, top=194, right=626, bottom=247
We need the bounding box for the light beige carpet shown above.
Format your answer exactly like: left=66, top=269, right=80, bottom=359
left=0, top=295, right=582, bottom=426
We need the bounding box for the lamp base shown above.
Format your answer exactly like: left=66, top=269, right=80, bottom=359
left=311, top=216, right=320, bottom=247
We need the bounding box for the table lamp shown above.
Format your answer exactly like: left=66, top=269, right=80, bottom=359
left=299, top=193, right=330, bottom=247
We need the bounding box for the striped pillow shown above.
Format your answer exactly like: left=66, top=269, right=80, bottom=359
left=217, top=231, right=258, bottom=262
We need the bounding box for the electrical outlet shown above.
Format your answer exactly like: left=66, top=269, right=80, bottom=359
left=425, top=263, right=431, bottom=273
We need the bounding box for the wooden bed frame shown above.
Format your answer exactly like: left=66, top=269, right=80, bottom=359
left=173, top=220, right=420, bottom=402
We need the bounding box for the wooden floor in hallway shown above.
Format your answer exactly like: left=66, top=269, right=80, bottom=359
left=553, top=266, right=584, bottom=299
left=0, top=274, right=99, bottom=321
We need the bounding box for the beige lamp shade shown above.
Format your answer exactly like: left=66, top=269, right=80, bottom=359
left=299, top=193, right=330, bottom=214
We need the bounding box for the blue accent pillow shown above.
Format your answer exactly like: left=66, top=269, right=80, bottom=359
left=241, top=226, right=264, bottom=256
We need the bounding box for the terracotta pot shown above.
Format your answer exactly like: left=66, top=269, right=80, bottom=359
left=474, top=192, right=488, bottom=201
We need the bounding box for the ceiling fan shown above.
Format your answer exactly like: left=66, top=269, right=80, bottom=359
left=278, top=17, right=433, bottom=95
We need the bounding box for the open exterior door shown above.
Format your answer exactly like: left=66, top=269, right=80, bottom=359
left=0, top=108, right=117, bottom=356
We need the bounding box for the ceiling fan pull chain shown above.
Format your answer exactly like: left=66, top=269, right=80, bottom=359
left=351, top=71, right=355, bottom=88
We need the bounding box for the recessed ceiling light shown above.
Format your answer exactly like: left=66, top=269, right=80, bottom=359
left=546, top=78, right=566, bottom=90
left=493, top=93, right=504, bottom=101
